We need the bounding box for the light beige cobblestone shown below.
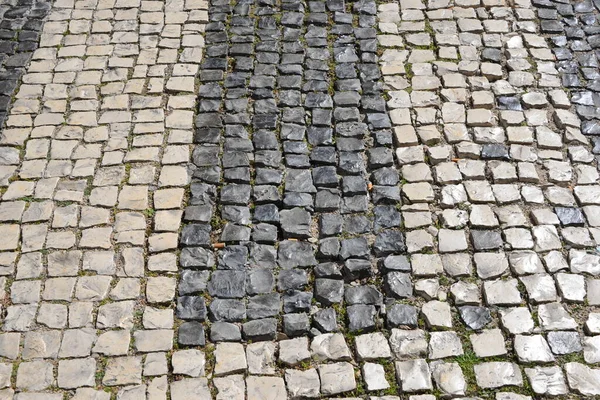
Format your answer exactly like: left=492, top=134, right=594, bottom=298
left=0, top=0, right=205, bottom=396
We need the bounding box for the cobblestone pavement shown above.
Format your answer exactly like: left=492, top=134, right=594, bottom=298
left=0, top=0, right=51, bottom=127
left=1, top=0, right=600, bottom=398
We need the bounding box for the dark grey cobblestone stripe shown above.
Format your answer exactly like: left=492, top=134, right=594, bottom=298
left=0, top=0, right=50, bottom=128
left=179, top=0, right=406, bottom=345
left=534, top=0, right=600, bottom=139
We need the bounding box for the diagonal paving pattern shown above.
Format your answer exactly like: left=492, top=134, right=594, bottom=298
left=0, top=0, right=599, bottom=398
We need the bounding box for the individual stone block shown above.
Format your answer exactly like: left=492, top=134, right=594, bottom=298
left=583, top=336, right=600, bottom=364
left=474, top=252, right=508, bottom=279
left=428, top=331, right=463, bottom=359
left=103, top=356, right=142, bottom=386
left=243, top=318, right=277, bottom=341
left=395, top=359, right=432, bottom=392
left=538, top=303, right=577, bottom=330
left=484, top=279, right=522, bottom=306
left=318, top=362, right=356, bottom=395
left=450, top=281, right=480, bottom=305
left=474, top=362, right=523, bottom=389
left=93, top=330, right=130, bottom=356
left=3, top=304, right=37, bottom=331
left=499, top=307, right=534, bottom=335
left=16, top=360, right=54, bottom=390
left=519, top=274, right=557, bottom=304
left=97, top=301, right=135, bottom=329
left=37, top=303, right=68, bottom=328
left=172, top=349, right=205, bottom=377
left=144, top=353, right=168, bottom=377
left=387, top=303, right=418, bottom=328
left=57, top=358, right=96, bottom=389
left=133, top=330, right=173, bottom=352
left=470, top=329, right=507, bottom=358
left=59, top=328, right=97, bottom=358
left=586, top=313, right=600, bottom=334
left=178, top=321, right=205, bottom=346
left=279, top=337, right=310, bottom=366
left=389, top=329, right=428, bottom=359
left=514, top=335, right=555, bottom=363
left=363, top=362, right=390, bottom=391
left=246, top=376, right=287, bottom=400
left=355, top=332, right=392, bottom=360
left=214, top=375, right=245, bottom=400
left=438, top=229, right=468, bottom=252
left=0, top=225, right=20, bottom=250
left=311, top=333, right=352, bottom=362
left=525, top=366, right=568, bottom=396
left=556, top=273, right=586, bottom=302
left=547, top=331, right=582, bottom=355
left=285, top=368, right=320, bottom=399
left=214, top=343, right=247, bottom=376
left=171, top=378, right=212, bottom=400
left=0, top=333, right=20, bottom=359
left=421, top=300, right=452, bottom=328
left=431, top=362, right=467, bottom=396
left=347, top=304, right=376, bottom=332
left=246, top=342, right=276, bottom=375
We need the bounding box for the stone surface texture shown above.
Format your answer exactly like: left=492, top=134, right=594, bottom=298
left=0, top=0, right=598, bottom=397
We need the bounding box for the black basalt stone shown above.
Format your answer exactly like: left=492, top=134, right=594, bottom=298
left=283, top=313, right=310, bottom=337
left=246, top=269, right=275, bottom=295
left=179, top=270, right=210, bottom=295
left=176, top=296, right=207, bottom=320
left=210, top=322, right=242, bottom=342
left=481, top=144, right=510, bottom=160
left=314, top=278, right=344, bottom=305
left=314, top=308, right=338, bottom=332
left=555, top=207, right=586, bottom=226
left=278, top=269, right=308, bottom=291
left=280, top=207, right=311, bottom=239
left=339, top=237, right=370, bottom=260
left=314, top=262, right=343, bottom=279
left=278, top=240, right=317, bottom=268
left=220, top=223, right=251, bottom=242
left=209, top=299, right=246, bottom=322
left=374, top=205, right=401, bottom=231
left=243, top=318, right=277, bottom=341
left=221, top=205, right=251, bottom=224
left=343, top=215, right=371, bottom=234
left=342, top=259, right=372, bottom=281
left=374, top=230, right=406, bottom=256
left=217, top=245, right=248, bottom=270
left=387, top=304, right=418, bottom=328
left=249, top=243, right=277, bottom=269
left=318, top=237, right=340, bottom=259
left=382, top=255, right=411, bottom=272
left=208, top=271, right=246, bottom=298
left=247, top=293, right=281, bottom=319
left=459, top=306, right=492, bottom=330
left=283, top=290, right=312, bottom=313
left=178, top=321, right=205, bottom=346
left=344, top=285, right=383, bottom=305
left=179, top=247, right=215, bottom=269
left=251, top=222, right=278, bottom=243
left=347, top=304, right=376, bottom=332
left=385, top=272, right=413, bottom=298
left=180, top=224, right=211, bottom=247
